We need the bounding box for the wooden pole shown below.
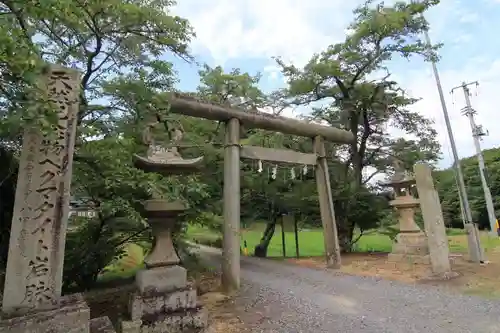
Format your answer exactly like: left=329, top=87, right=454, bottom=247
left=313, top=136, right=341, bottom=268
left=294, top=216, right=300, bottom=259
left=222, top=118, right=241, bottom=292
left=169, top=94, right=354, bottom=143
left=281, top=215, right=286, bottom=258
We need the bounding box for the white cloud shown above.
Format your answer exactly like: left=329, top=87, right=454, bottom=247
left=173, top=0, right=500, bottom=168
left=263, top=64, right=281, bottom=81
left=451, top=33, right=473, bottom=44
left=173, top=0, right=366, bottom=66
left=458, top=12, right=480, bottom=23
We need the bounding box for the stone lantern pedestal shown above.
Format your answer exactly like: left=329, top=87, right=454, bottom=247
left=136, top=200, right=187, bottom=293
left=119, top=199, right=207, bottom=333
left=385, top=177, right=430, bottom=265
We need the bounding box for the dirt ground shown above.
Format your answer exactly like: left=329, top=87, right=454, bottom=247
left=287, top=249, right=500, bottom=298
left=84, top=271, right=247, bottom=332
left=194, top=271, right=249, bottom=333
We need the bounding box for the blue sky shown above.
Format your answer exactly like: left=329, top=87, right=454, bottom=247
left=168, top=0, right=500, bottom=169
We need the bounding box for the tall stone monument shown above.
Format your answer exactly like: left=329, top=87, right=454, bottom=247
left=414, top=163, right=458, bottom=278
left=384, top=159, right=430, bottom=264
left=2, top=66, right=80, bottom=314
left=0, top=65, right=116, bottom=332
left=119, top=118, right=207, bottom=333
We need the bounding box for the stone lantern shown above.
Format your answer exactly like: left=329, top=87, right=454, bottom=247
left=383, top=160, right=430, bottom=264
left=119, top=121, right=207, bottom=333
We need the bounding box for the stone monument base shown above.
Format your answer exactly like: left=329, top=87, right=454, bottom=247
left=388, top=231, right=430, bottom=265
left=387, top=253, right=431, bottom=265
left=120, top=288, right=207, bottom=333
left=0, top=294, right=116, bottom=333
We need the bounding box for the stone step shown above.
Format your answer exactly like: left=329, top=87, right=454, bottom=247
left=120, top=307, right=207, bottom=333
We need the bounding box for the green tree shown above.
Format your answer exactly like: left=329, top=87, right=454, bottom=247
left=276, top=0, right=441, bottom=250
left=197, top=64, right=267, bottom=108
left=188, top=65, right=268, bottom=219
left=435, top=147, right=500, bottom=230
left=1, top=0, right=193, bottom=129
left=0, top=0, right=203, bottom=289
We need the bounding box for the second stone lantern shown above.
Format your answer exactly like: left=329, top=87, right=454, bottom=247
left=383, top=159, right=430, bottom=264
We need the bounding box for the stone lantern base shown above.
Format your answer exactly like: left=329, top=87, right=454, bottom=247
left=119, top=289, right=208, bottom=333
left=388, top=231, right=430, bottom=264
left=387, top=199, right=430, bottom=265
left=119, top=199, right=207, bottom=333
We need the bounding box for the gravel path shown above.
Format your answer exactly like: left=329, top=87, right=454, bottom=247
left=195, top=245, right=500, bottom=333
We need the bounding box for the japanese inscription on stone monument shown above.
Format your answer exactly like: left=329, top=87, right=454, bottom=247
left=1, top=66, right=80, bottom=314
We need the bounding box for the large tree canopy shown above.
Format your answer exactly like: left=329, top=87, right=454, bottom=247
left=275, top=0, right=441, bottom=249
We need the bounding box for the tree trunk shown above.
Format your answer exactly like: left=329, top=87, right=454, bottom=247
left=254, top=218, right=277, bottom=257
left=337, top=217, right=355, bottom=253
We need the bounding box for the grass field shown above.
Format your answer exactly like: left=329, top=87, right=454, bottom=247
left=99, top=223, right=500, bottom=282
left=99, top=243, right=145, bottom=282
left=187, top=223, right=500, bottom=257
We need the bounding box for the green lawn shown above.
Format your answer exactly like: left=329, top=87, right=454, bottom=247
left=238, top=226, right=396, bottom=256
left=99, top=223, right=500, bottom=281
left=187, top=224, right=395, bottom=257
left=187, top=223, right=500, bottom=257
left=99, top=243, right=145, bottom=282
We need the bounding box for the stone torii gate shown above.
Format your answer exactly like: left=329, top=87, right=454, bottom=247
left=167, top=94, right=354, bottom=291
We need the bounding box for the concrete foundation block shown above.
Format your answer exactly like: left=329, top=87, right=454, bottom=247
left=90, top=316, right=117, bottom=333
left=120, top=319, right=142, bottom=333
left=119, top=307, right=208, bottom=333
left=0, top=294, right=90, bottom=333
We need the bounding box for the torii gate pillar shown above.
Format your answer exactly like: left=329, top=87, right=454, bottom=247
left=222, top=118, right=241, bottom=292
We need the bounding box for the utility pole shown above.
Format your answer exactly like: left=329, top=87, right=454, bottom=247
left=452, top=81, right=497, bottom=237
left=423, top=30, right=484, bottom=262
